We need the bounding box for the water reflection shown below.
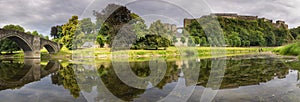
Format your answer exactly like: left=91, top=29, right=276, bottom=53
left=0, top=59, right=60, bottom=91
left=73, top=56, right=295, bottom=101
left=0, top=55, right=300, bottom=101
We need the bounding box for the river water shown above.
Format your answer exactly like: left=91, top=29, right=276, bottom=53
left=1, top=54, right=300, bottom=102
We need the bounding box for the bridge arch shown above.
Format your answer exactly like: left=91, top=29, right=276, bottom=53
left=43, top=44, right=56, bottom=54
left=0, top=31, right=33, bottom=52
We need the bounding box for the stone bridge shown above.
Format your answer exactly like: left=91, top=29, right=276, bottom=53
left=0, top=29, right=61, bottom=58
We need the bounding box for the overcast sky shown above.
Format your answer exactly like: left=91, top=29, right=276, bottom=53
left=0, top=0, right=299, bottom=37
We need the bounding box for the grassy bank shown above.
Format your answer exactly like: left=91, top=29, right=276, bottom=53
left=0, top=46, right=274, bottom=60
left=273, top=42, right=300, bottom=56
left=44, top=46, right=274, bottom=60
left=273, top=42, right=300, bottom=60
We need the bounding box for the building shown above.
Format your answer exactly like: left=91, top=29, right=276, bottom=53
left=273, top=20, right=288, bottom=29
left=81, top=42, right=99, bottom=48
left=163, top=23, right=177, bottom=34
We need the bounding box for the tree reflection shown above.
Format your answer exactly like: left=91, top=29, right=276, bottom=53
left=52, top=64, right=81, bottom=98
left=51, top=57, right=295, bottom=100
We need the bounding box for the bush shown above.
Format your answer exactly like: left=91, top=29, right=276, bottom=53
left=277, top=43, right=300, bottom=56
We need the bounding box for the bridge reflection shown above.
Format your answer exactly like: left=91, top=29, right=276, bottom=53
left=0, top=59, right=61, bottom=90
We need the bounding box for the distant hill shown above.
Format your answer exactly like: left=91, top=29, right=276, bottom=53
left=184, top=13, right=294, bottom=47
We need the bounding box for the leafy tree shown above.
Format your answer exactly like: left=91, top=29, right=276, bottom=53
left=180, top=37, right=186, bottom=44
left=188, top=36, right=195, bottom=46
left=172, top=36, right=178, bottom=44
left=122, top=13, right=149, bottom=49
left=145, top=20, right=172, bottom=49
left=228, top=32, right=241, bottom=47
left=26, top=31, right=31, bottom=34
left=290, top=26, right=300, bottom=40
left=200, top=37, right=207, bottom=46
left=185, top=16, right=294, bottom=47
left=94, top=4, right=133, bottom=47
left=96, top=34, right=106, bottom=48
left=50, top=25, right=63, bottom=42
left=2, top=24, right=25, bottom=32
left=60, top=15, right=79, bottom=50
left=32, top=31, right=39, bottom=36
left=194, top=36, right=201, bottom=46
left=45, top=36, right=49, bottom=40
left=80, top=18, right=95, bottom=34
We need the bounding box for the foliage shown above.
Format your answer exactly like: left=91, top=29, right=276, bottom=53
left=94, top=4, right=172, bottom=50
left=94, top=4, right=133, bottom=47
left=50, top=25, right=63, bottom=42
left=32, top=31, right=39, bottom=36
left=96, top=34, right=106, bottom=47
left=56, top=64, right=81, bottom=98
left=180, top=36, right=186, bottom=44
left=185, top=16, right=294, bottom=47
left=274, top=42, right=300, bottom=56
left=79, top=18, right=95, bottom=34
left=60, top=16, right=79, bottom=50
left=143, top=20, right=172, bottom=49
left=290, top=26, right=300, bottom=40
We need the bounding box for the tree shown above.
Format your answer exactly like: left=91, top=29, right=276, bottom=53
left=184, top=15, right=295, bottom=47
left=32, top=31, right=39, bottom=36
left=94, top=4, right=133, bottom=47
left=172, top=36, right=178, bottom=44
left=45, top=36, right=49, bottom=40
left=80, top=18, right=95, bottom=34
left=194, top=36, right=201, bottom=46
left=26, top=31, right=31, bottom=34
left=50, top=25, right=63, bottom=41
left=130, top=13, right=148, bottom=49
left=146, top=20, right=172, bottom=49
left=60, top=15, right=79, bottom=50
left=96, top=34, right=106, bottom=48
left=0, top=24, right=25, bottom=54
left=228, top=32, right=241, bottom=47
left=180, top=37, right=186, bottom=44
left=2, top=24, right=25, bottom=32
left=290, top=26, right=300, bottom=40
left=188, top=36, right=195, bottom=46
left=200, top=37, right=207, bottom=46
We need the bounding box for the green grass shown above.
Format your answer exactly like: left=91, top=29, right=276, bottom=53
left=273, top=42, right=300, bottom=56
left=1, top=46, right=274, bottom=60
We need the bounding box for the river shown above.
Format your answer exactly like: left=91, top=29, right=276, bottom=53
left=0, top=54, right=300, bottom=102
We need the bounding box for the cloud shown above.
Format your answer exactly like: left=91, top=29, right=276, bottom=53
left=204, top=0, right=300, bottom=28
left=0, top=0, right=93, bottom=35
left=0, top=0, right=299, bottom=37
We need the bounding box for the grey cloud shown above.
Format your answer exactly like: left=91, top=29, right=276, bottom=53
left=205, top=0, right=300, bottom=28
left=0, top=0, right=93, bottom=35
left=0, top=0, right=299, bottom=37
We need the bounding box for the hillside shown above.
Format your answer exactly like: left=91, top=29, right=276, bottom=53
left=184, top=13, right=295, bottom=47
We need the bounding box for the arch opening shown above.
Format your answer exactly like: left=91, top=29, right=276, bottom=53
left=44, top=44, right=56, bottom=54
left=3, top=36, right=33, bottom=52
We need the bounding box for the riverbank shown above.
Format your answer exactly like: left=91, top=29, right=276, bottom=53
left=273, top=42, right=300, bottom=60
left=47, top=47, right=274, bottom=60
left=0, top=47, right=275, bottom=60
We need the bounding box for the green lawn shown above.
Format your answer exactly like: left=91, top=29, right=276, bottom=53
left=1, top=46, right=275, bottom=60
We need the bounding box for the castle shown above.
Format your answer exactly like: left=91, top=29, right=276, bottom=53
left=184, top=13, right=288, bottom=29
left=163, top=23, right=177, bottom=33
